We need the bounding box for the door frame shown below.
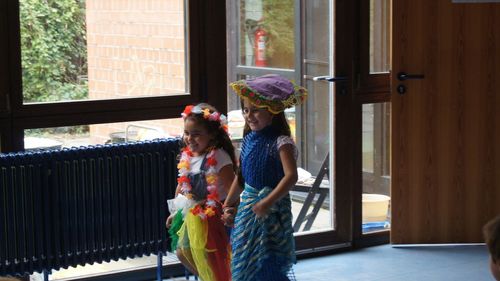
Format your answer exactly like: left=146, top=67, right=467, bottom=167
left=351, top=0, right=391, bottom=247
left=292, top=0, right=357, bottom=252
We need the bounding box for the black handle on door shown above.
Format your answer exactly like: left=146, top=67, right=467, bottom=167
left=397, top=72, right=424, bottom=81
left=313, top=76, right=348, bottom=82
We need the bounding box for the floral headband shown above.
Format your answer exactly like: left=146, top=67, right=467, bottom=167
left=181, top=105, right=228, bottom=132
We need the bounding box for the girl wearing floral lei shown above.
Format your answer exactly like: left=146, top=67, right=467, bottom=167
left=166, top=103, right=236, bottom=281
left=222, top=74, right=307, bottom=281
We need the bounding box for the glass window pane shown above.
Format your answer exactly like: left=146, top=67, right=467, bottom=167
left=362, top=103, right=391, bottom=234
left=20, top=0, right=187, bottom=104
left=24, top=118, right=183, bottom=150
left=228, top=0, right=335, bottom=233
left=297, top=0, right=333, bottom=233
left=369, top=0, right=391, bottom=73
left=238, top=0, right=295, bottom=69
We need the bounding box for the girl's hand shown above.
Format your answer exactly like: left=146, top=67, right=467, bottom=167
left=252, top=200, right=271, bottom=218
left=221, top=206, right=236, bottom=227
left=165, top=214, right=174, bottom=229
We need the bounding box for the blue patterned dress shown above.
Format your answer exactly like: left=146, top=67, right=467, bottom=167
left=231, top=126, right=296, bottom=281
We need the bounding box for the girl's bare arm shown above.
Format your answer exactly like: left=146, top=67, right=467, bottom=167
left=221, top=175, right=244, bottom=226
left=174, top=183, right=181, bottom=196
left=223, top=175, right=243, bottom=208
left=218, top=164, right=235, bottom=198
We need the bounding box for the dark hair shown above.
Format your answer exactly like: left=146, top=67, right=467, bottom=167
left=484, top=214, right=500, bottom=262
left=182, top=103, right=237, bottom=169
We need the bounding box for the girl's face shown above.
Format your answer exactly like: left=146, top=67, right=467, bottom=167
left=242, top=99, right=273, bottom=131
left=183, top=118, right=213, bottom=156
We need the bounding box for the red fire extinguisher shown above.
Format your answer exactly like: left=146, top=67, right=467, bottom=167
left=254, top=27, right=267, bottom=67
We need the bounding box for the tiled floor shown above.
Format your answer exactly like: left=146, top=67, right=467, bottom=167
left=292, top=244, right=492, bottom=281
left=162, top=244, right=492, bottom=281
left=36, top=244, right=492, bottom=281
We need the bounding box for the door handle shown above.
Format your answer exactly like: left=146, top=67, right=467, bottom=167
left=397, top=72, right=424, bottom=81
left=313, top=75, right=349, bottom=96
left=313, top=76, right=348, bottom=82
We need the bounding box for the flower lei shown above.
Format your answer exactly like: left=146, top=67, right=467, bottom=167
left=177, top=147, right=219, bottom=220
left=182, top=105, right=228, bottom=132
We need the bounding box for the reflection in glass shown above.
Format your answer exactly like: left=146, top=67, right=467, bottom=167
left=239, top=0, right=295, bottom=69
left=369, top=0, right=391, bottom=73
left=20, top=0, right=187, bottom=104
left=362, top=103, right=391, bottom=234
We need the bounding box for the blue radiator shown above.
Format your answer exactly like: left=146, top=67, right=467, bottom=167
left=0, top=138, right=180, bottom=276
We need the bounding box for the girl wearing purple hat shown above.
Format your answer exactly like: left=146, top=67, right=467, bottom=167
left=222, top=74, right=307, bottom=281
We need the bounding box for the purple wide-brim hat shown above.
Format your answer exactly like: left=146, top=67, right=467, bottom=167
left=230, top=74, right=308, bottom=114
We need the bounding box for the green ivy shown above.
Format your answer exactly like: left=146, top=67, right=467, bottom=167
left=20, top=0, right=88, bottom=103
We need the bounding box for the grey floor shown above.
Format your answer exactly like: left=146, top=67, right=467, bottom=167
left=164, top=244, right=492, bottom=281
left=293, top=244, right=493, bottom=281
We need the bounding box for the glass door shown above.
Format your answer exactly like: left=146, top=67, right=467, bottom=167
left=295, top=0, right=334, bottom=233
left=227, top=0, right=355, bottom=252
left=294, top=0, right=355, bottom=251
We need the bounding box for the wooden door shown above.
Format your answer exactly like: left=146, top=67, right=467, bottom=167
left=391, top=0, right=500, bottom=244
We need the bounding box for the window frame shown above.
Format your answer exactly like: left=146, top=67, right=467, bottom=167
left=356, top=0, right=391, bottom=103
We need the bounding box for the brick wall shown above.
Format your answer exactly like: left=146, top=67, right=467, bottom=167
left=86, top=0, right=185, bottom=143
